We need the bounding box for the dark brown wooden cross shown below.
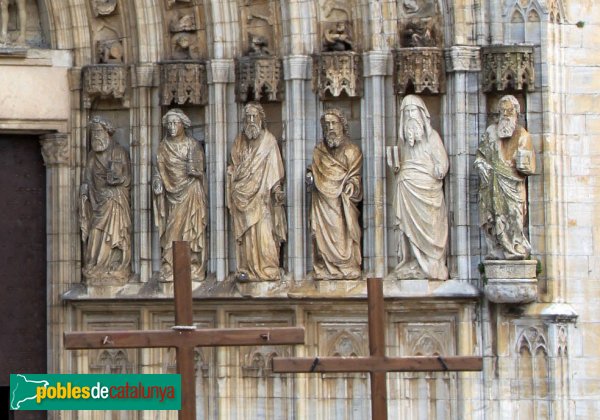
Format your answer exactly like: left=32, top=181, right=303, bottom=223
left=64, top=241, right=305, bottom=420
left=273, top=277, right=483, bottom=420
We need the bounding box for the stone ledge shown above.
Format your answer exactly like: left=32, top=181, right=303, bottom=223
left=62, top=276, right=481, bottom=301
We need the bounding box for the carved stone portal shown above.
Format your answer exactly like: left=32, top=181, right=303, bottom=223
left=313, top=52, right=363, bottom=99
left=393, top=47, right=444, bottom=95
left=82, top=64, right=129, bottom=109
left=160, top=61, right=208, bottom=106
left=482, top=45, right=535, bottom=92
left=235, top=56, right=283, bottom=103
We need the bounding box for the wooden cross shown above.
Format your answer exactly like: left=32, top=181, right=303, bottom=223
left=272, top=278, right=483, bottom=420
left=64, top=241, right=305, bottom=420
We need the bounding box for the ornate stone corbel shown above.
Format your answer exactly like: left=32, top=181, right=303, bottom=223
left=40, top=133, right=69, bottom=166
left=392, top=47, right=444, bottom=95
left=313, top=52, right=363, bottom=99
left=481, top=45, right=535, bottom=92
left=81, top=64, right=129, bottom=109
left=159, top=61, right=208, bottom=106
left=235, top=55, right=283, bottom=103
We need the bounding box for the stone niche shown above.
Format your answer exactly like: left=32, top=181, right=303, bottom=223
left=81, top=64, right=129, bottom=109
left=482, top=260, right=538, bottom=304
left=481, top=45, right=535, bottom=93
left=392, top=47, right=445, bottom=95
left=313, top=52, right=363, bottom=99
left=159, top=61, right=208, bottom=106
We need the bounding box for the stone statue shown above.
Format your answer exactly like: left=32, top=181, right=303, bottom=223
left=227, top=102, right=286, bottom=281
left=1, top=0, right=26, bottom=44
left=307, top=109, right=363, bottom=280
left=474, top=95, right=536, bottom=260
left=323, top=21, right=354, bottom=52
left=248, top=34, right=271, bottom=56
left=387, top=95, right=449, bottom=280
left=80, top=116, right=132, bottom=281
left=153, top=109, right=207, bottom=281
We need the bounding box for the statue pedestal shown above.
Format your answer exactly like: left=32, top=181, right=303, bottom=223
left=483, top=260, right=538, bottom=304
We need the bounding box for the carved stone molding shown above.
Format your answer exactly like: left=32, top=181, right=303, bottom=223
left=40, top=133, right=69, bottom=166
left=159, top=61, right=208, bottom=106
left=82, top=64, right=129, bottom=108
left=482, top=45, right=535, bottom=92
left=393, top=47, right=444, bottom=95
left=445, top=46, right=481, bottom=72
left=235, top=56, right=283, bottom=103
left=313, top=52, right=363, bottom=99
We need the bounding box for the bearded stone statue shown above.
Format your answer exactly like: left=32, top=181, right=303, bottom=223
left=387, top=95, right=449, bottom=280
left=307, top=108, right=363, bottom=280
left=474, top=95, right=536, bottom=260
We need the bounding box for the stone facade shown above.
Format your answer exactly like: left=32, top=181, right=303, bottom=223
left=1, top=0, right=600, bottom=418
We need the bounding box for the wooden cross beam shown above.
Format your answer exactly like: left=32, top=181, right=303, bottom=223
left=272, top=278, right=483, bottom=420
left=64, top=241, right=305, bottom=420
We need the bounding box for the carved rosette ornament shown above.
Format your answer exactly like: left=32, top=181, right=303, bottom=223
left=235, top=56, right=283, bottom=103
left=393, top=47, right=444, bottom=95
left=313, top=52, right=363, bottom=99
left=159, top=61, right=208, bottom=106
left=482, top=45, right=535, bottom=92
left=82, top=64, right=129, bottom=109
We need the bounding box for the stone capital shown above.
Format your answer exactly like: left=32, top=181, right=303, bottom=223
left=444, top=46, right=481, bottom=72
left=208, top=59, right=235, bottom=84
left=40, top=133, right=69, bottom=166
left=134, top=63, right=157, bottom=88
left=362, top=51, right=389, bottom=77
left=283, top=55, right=311, bottom=80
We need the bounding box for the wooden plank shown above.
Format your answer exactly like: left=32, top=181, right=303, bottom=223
left=272, top=356, right=483, bottom=373
left=367, top=278, right=387, bottom=420
left=173, top=241, right=193, bottom=327
left=65, top=327, right=305, bottom=349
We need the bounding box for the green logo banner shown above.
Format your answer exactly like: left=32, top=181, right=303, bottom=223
left=10, top=374, right=181, bottom=410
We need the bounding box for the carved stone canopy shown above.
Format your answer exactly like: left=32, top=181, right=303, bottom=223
left=235, top=56, right=283, bottom=103
left=82, top=64, right=129, bottom=109
left=159, top=61, right=208, bottom=106
left=482, top=45, right=535, bottom=93
left=393, top=47, right=445, bottom=95
left=313, top=51, right=363, bottom=99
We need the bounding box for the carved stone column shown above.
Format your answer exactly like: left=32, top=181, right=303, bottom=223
left=131, top=63, right=158, bottom=281
left=443, top=46, right=481, bottom=280
left=40, top=133, right=74, bottom=374
left=207, top=59, right=234, bottom=281
left=283, top=55, right=314, bottom=281
left=361, top=51, right=388, bottom=277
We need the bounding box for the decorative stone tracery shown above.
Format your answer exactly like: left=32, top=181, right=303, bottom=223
left=159, top=61, right=208, bottom=105
left=313, top=51, right=363, bottom=99
left=393, top=47, right=444, bottom=95
left=81, top=64, right=129, bottom=108
left=482, top=45, right=535, bottom=92
left=235, top=55, right=283, bottom=103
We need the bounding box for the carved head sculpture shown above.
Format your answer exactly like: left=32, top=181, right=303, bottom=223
left=162, top=108, right=191, bottom=139
left=89, top=116, right=115, bottom=152
left=320, top=108, right=349, bottom=149
left=497, top=95, right=520, bottom=139
left=398, top=95, right=432, bottom=145
left=243, top=102, right=266, bottom=140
